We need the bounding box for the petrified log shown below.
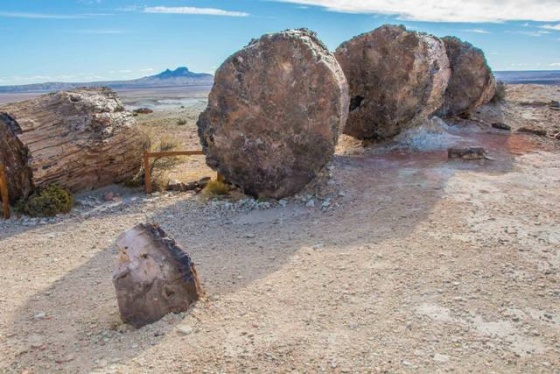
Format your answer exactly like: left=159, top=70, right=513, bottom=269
left=518, top=127, right=547, bottom=136
left=113, top=223, right=204, bottom=328
left=0, top=88, right=148, bottom=203
left=197, top=28, right=349, bottom=199
left=491, top=122, right=511, bottom=131
left=448, top=147, right=491, bottom=160
left=334, top=25, right=450, bottom=140
left=437, top=37, right=496, bottom=118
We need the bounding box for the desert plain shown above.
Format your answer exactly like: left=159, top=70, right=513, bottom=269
left=0, top=83, right=559, bottom=373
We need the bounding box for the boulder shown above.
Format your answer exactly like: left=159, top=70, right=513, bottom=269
left=437, top=37, right=496, bottom=117
left=197, top=29, right=349, bottom=199
left=0, top=88, right=148, bottom=203
left=334, top=25, right=450, bottom=140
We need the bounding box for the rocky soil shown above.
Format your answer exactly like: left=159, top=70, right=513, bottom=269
left=0, top=84, right=559, bottom=373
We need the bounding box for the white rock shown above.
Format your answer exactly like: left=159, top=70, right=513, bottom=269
left=433, top=353, right=450, bottom=363
left=177, top=325, right=193, bottom=335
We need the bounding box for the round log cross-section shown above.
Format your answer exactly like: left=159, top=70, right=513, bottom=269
left=197, top=29, right=349, bottom=199
left=335, top=25, right=451, bottom=141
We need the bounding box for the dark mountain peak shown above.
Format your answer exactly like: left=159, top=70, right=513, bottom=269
left=154, top=67, right=197, bottom=79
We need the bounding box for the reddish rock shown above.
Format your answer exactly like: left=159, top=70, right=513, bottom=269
left=438, top=37, right=496, bottom=118
left=197, top=29, right=348, bottom=199
left=335, top=25, right=450, bottom=140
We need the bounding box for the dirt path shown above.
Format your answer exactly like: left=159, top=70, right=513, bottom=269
left=1, top=85, right=559, bottom=373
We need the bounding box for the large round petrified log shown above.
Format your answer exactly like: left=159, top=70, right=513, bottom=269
left=197, top=29, right=349, bottom=199
left=114, top=223, right=204, bottom=328
left=437, top=37, right=496, bottom=118
left=334, top=25, right=450, bottom=140
left=0, top=88, right=148, bottom=202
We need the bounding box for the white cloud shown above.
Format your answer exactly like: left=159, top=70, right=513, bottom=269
left=0, top=11, right=111, bottom=19
left=139, top=68, right=154, bottom=72
left=541, top=23, right=560, bottom=31
left=271, top=0, right=560, bottom=22
left=144, top=7, right=249, bottom=17
left=551, top=62, right=560, bottom=66
left=511, top=29, right=551, bottom=37
left=119, top=70, right=133, bottom=74
left=463, top=28, right=490, bottom=34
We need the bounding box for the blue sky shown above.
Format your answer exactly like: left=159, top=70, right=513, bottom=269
left=1, top=0, right=559, bottom=85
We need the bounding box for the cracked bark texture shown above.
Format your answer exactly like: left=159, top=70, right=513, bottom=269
left=0, top=88, right=148, bottom=202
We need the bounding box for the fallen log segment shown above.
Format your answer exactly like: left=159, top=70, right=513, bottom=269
left=113, top=223, right=204, bottom=328
left=0, top=88, right=148, bottom=203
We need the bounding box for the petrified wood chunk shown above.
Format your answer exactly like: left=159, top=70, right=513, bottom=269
left=113, top=223, right=204, bottom=328
left=437, top=37, right=496, bottom=118
left=517, top=127, right=547, bottom=137
left=334, top=24, right=450, bottom=140
left=197, top=28, right=349, bottom=199
left=0, top=88, right=148, bottom=202
left=448, top=147, right=490, bottom=160
left=492, top=122, right=511, bottom=131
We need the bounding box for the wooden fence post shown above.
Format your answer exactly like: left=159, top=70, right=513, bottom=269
left=0, top=162, right=10, bottom=219
left=143, top=150, right=152, bottom=194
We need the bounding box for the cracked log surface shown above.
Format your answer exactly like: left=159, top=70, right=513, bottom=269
left=0, top=88, right=148, bottom=202
left=113, top=223, right=204, bottom=328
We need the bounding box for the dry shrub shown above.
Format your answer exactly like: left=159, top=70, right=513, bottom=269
left=123, top=134, right=181, bottom=190
left=201, top=179, right=230, bottom=198
left=16, top=185, right=73, bottom=217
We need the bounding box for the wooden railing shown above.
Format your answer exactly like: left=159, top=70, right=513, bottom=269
left=143, top=149, right=209, bottom=194
left=0, top=162, right=10, bottom=219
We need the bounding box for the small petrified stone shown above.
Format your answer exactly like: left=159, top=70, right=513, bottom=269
left=113, top=223, right=204, bottom=328
left=198, top=28, right=349, bottom=199
left=492, top=122, right=511, bottom=131
left=448, top=147, right=491, bottom=160
left=518, top=127, right=547, bottom=137
left=438, top=37, right=496, bottom=118
left=334, top=24, right=450, bottom=140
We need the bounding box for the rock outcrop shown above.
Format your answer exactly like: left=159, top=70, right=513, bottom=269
left=335, top=25, right=451, bottom=140
left=437, top=37, right=496, bottom=118
left=0, top=88, right=148, bottom=202
left=197, top=29, right=349, bottom=199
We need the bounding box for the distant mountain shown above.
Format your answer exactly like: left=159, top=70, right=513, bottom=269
left=0, top=67, right=214, bottom=94
left=494, top=70, right=560, bottom=85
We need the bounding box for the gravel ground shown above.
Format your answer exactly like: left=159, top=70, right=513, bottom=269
left=1, top=85, right=559, bottom=373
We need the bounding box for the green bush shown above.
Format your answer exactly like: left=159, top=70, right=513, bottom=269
left=176, top=119, right=187, bottom=125
left=16, top=185, right=73, bottom=217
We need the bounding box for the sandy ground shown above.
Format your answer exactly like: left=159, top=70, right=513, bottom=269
left=1, top=85, right=559, bottom=373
